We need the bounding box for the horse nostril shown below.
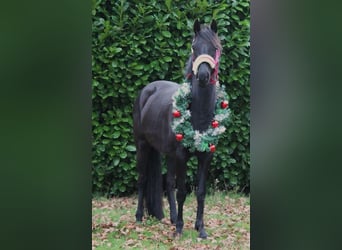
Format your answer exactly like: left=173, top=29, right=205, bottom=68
left=205, top=73, right=209, bottom=81
left=198, top=72, right=209, bottom=81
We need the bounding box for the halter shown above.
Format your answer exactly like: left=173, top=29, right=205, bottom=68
left=191, top=49, right=221, bottom=84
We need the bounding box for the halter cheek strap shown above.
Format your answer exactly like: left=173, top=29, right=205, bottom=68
left=191, top=49, right=220, bottom=84
left=211, top=49, right=220, bottom=84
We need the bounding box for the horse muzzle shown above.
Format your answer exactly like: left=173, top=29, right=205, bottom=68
left=192, top=50, right=220, bottom=86
left=192, top=54, right=216, bottom=76
left=196, top=63, right=211, bottom=87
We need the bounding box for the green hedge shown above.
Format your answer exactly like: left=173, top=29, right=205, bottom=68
left=92, top=0, right=250, bottom=196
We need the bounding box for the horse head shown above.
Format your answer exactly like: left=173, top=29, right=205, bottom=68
left=191, top=20, right=221, bottom=87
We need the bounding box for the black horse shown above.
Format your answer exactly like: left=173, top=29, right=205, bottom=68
left=133, top=20, right=223, bottom=239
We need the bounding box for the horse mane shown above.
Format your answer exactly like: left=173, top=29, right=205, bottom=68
left=184, top=25, right=222, bottom=79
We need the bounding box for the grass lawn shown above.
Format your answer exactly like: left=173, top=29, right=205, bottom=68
left=92, top=192, right=249, bottom=249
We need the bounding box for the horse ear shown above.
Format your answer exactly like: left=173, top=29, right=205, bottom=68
left=194, top=19, right=201, bottom=35
left=210, top=20, right=218, bottom=33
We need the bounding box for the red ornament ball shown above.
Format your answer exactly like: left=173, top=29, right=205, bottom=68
left=209, top=144, right=216, bottom=153
left=221, top=100, right=229, bottom=109
left=211, top=120, right=219, bottom=128
left=173, top=110, right=181, bottom=118
left=175, top=133, right=183, bottom=141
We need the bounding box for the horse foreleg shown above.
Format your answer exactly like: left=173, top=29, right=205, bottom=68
left=195, top=153, right=212, bottom=238
left=175, top=176, right=186, bottom=237
left=195, top=174, right=208, bottom=238
left=175, top=156, right=188, bottom=237
left=166, top=157, right=177, bottom=224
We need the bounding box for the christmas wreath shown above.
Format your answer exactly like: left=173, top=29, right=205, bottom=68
left=171, top=81, right=230, bottom=152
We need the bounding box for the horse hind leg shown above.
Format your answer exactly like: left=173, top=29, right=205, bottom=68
left=135, top=140, right=151, bottom=222
left=194, top=153, right=212, bottom=239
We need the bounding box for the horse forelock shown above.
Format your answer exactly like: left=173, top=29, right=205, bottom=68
left=195, top=26, right=222, bottom=51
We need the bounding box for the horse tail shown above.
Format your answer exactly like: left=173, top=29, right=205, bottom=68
left=145, top=147, right=164, bottom=220
left=133, top=87, right=164, bottom=220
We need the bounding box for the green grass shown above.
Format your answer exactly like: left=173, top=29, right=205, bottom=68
left=92, top=192, right=250, bottom=249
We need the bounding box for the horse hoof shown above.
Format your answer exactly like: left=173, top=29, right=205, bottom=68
left=198, top=230, right=208, bottom=239
left=173, top=232, right=182, bottom=240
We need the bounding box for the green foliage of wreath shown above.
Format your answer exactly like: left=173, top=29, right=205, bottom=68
left=171, top=81, right=231, bottom=152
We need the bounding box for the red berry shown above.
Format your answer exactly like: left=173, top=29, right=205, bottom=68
left=221, top=100, right=229, bottom=109
left=175, top=134, right=183, bottom=141
left=209, top=144, right=216, bottom=153
left=211, top=120, right=219, bottom=128
left=173, top=110, right=181, bottom=118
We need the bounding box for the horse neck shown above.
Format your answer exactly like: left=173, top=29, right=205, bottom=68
left=190, top=79, right=216, bottom=132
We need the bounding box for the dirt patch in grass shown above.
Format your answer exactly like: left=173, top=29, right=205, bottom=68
left=92, top=192, right=249, bottom=249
